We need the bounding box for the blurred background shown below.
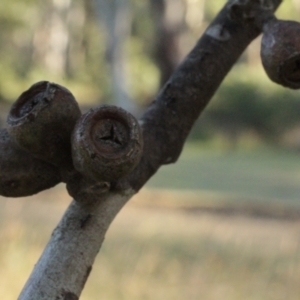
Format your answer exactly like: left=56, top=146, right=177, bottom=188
left=1, top=0, right=300, bottom=299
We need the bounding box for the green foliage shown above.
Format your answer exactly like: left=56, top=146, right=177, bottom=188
left=189, top=65, right=300, bottom=145
left=127, top=37, right=160, bottom=104
left=204, top=0, right=225, bottom=22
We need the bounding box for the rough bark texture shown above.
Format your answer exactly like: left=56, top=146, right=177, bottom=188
left=13, top=0, right=283, bottom=299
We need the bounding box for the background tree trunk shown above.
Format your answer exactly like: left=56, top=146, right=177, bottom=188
left=93, top=0, right=135, bottom=112
left=32, top=0, right=72, bottom=76
left=150, top=0, right=186, bottom=87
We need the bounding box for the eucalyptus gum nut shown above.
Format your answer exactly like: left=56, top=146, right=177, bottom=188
left=6, top=81, right=81, bottom=167
left=0, top=129, right=61, bottom=197
left=71, top=105, right=143, bottom=182
left=261, top=19, right=300, bottom=89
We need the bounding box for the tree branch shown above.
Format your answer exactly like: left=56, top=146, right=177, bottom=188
left=127, top=0, right=282, bottom=190
left=19, top=190, right=135, bottom=300
left=17, top=0, right=282, bottom=299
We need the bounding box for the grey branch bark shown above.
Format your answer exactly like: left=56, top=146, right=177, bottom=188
left=15, top=0, right=283, bottom=299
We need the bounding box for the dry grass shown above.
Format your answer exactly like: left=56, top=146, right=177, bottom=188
left=0, top=187, right=300, bottom=300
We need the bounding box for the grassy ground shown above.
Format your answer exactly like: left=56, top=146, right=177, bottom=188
left=1, top=146, right=300, bottom=299
left=147, top=145, right=300, bottom=207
